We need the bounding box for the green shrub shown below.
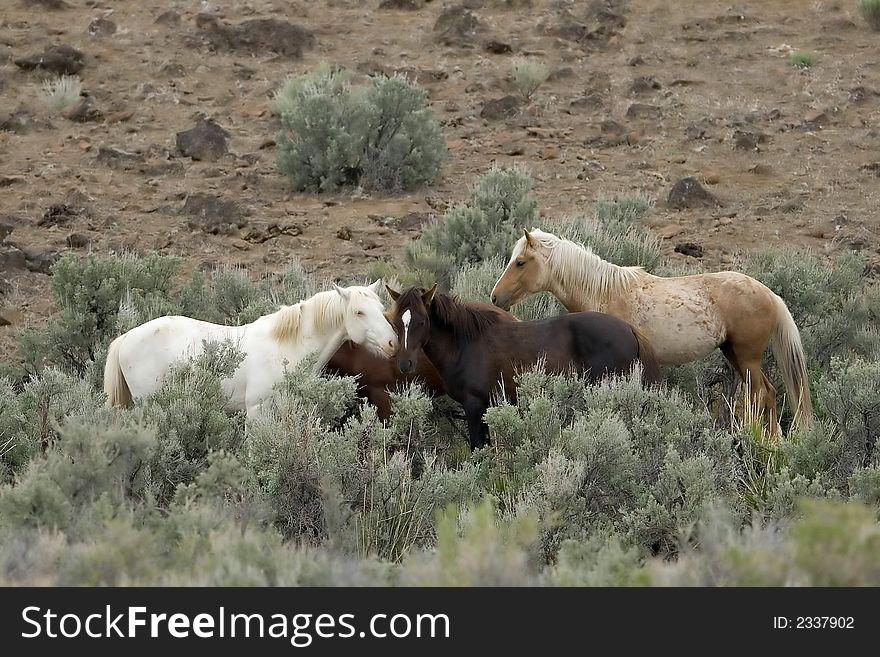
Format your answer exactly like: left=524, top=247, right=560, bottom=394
left=274, top=65, right=445, bottom=193
left=405, top=166, right=538, bottom=288
left=510, top=57, right=549, bottom=100
left=788, top=51, right=816, bottom=69
left=40, top=74, right=81, bottom=112
left=858, top=0, right=880, bottom=30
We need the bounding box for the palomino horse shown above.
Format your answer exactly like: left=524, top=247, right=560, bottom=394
left=387, top=285, right=662, bottom=450
left=326, top=302, right=518, bottom=420
left=491, top=229, right=812, bottom=429
left=103, top=281, right=398, bottom=417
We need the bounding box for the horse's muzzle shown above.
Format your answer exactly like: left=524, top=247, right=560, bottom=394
left=398, top=357, right=416, bottom=375
left=491, top=293, right=511, bottom=311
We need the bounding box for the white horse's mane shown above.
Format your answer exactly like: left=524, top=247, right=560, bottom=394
left=269, top=288, right=370, bottom=344
left=521, top=229, right=645, bottom=304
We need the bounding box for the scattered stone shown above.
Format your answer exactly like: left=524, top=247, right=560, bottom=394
left=568, top=93, right=604, bottom=112
left=241, top=223, right=302, bottom=243
left=182, top=193, right=247, bottom=235
left=336, top=226, right=353, bottom=240
left=104, top=110, right=134, bottom=124
left=0, top=246, right=27, bottom=273
left=674, top=242, right=704, bottom=258
left=14, top=45, right=85, bottom=75
left=748, top=163, right=773, bottom=176
left=484, top=40, right=513, bottom=54
left=379, top=0, right=422, bottom=8
left=849, top=86, right=879, bottom=104
left=548, top=66, right=575, bottom=81
left=176, top=117, right=229, bottom=161
left=778, top=197, right=805, bottom=214
left=96, top=146, right=147, bottom=170
left=480, top=96, right=522, bottom=120
left=0, top=176, right=25, bottom=188
left=626, top=130, right=641, bottom=145
left=541, top=145, right=560, bottom=160
left=629, top=75, right=661, bottom=95
left=61, top=96, right=102, bottom=123
left=626, top=103, right=661, bottom=119
left=0, top=108, right=50, bottom=134
left=160, top=62, right=186, bottom=78
left=24, top=249, right=60, bottom=275
left=194, top=14, right=316, bottom=59
left=803, top=109, right=828, bottom=128
left=627, top=54, right=644, bottom=66
left=88, top=17, right=117, bottom=37
left=25, top=0, right=70, bottom=8
left=685, top=124, right=706, bottom=140
left=0, top=309, right=23, bottom=327
left=667, top=177, right=719, bottom=209
left=38, top=203, right=85, bottom=227
left=860, top=162, right=880, bottom=177
left=65, top=233, right=91, bottom=248
left=154, top=10, right=181, bottom=27
left=0, top=218, right=17, bottom=242
left=434, top=5, right=484, bottom=46
left=733, top=130, right=766, bottom=151
left=503, top=142, right=525, bottom=156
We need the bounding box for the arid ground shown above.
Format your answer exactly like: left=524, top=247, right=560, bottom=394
left=2, top=0, right=879, bottom=362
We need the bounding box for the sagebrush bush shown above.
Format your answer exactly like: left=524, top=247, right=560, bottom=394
left=405, top=166, right=538, bottom=288
left=39, top=74, right=81, bottom=111
left=858, top=0, right=880, bottom=29
left=274, top=64, right=445, bottom=193
left=510, top=57, right=549, bottom=100
left=788, top=51, right=816, bottom=69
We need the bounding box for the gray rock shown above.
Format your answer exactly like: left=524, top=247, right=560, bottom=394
left=667, top=177, right=718, bottom=210
left=182, top=193, right=247, bottom=235
left=14, top=45, right=85, bottom=75
left=176, top=118, right=229, bottom=161
left=480, top=95, right=522, bottom=120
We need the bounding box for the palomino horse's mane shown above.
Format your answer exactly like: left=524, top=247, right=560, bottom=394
left=269, top=289, right=358, bottom=344
left=524, top=229, right=645, bottom=305
left=400, top=288, right=502, bottom=342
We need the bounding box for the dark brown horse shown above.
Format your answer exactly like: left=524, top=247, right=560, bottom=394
left=387, top=285, right=663, bottom=450
left=325, top=303, right=518, bottom=420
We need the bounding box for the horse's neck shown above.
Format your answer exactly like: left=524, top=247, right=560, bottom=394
left=546, top=244, right=640, bottom=314
left=420, top=323, right=461, bottom=383
left=273, top=294, right=346, bottom=367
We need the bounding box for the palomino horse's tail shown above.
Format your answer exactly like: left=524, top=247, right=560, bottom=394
left=770, top=294, right=813, bottom=427
left=103, top=334, right=133, bottom=408
left=631, top=326, right=663, bottom=386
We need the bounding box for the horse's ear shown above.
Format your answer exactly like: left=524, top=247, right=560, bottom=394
left=385, top=284, right=401, bottom=301
left=523, top=228, right=538, bottom=250
left=332, top=283, right=350, bottom=300
left=422, top=283, right=438, bottom=306
left=368, top=279, right=382, bottom=294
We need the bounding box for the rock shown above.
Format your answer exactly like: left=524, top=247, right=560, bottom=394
left=778, top=197, right=805, bottom=214
left=860, top=162, right=880, bottom=177
left=14, top=45, right=85, bottom=75
left=685, top=124, right=706, bottom=140
left=748, top=163, right=773, bottom=176
left=548, top=66, right=575, bottom=81
left=626, top=130, right=641, bottom=145
left=568, top=93, right=604, bottom=112
left=104, top=110, right=134, bottom=124
left=176, top=117, right=229, bottom=161
left=629, top=75, right=660, bottom=95
left=484, top=40, right=513, bottom=54
left=674, top=242, right=704, bottom=258
left=667, top=177, right=718, bottom=209
left=480, top=96, right=522, bottom=120
left=88, top=17, right=117, bottom=37
left=627, top=54, right=644, bottom=66
left=733, top=130, right=766, bottom=151
left=803, top=109, right=828, bottom=128
left=541, top=145, right=560, bottom=160
left=0, top=309, right=24, bottom=327
left=379, top=0, right=422, bottom=8
left=160, top=62, right=185, bottom=78
left=0, top=176, right=25, bottom=188
left=38, top=202, right=85, bottom=227
left=0, top=108, right=50, bottom=134
left=154, top=10, right=181, bottom=27
left=25, top=0, right=70, bottom=8
left=547, top=0, right=627, bottom=45
left=434, top=5, right=484, bottom=46
left=95, top=146, right=145, bottom=170
left=61, top=96, right=102, bottom=123
left=336, top=226, right=353, bottom=240
left=194, top=14, right=316, bottom=59
left=503, top=142, right=525, bottom=155
left=0, top=219, right=16, bottom=243
left=0, top=246, right=27, bottom=273
left=182, top=193, right=247, bottom=235
left=24, top=250, right=60, bottom=275
left=65, top=233, right=91, bottom=248
left=626, top=103, right=661, bottom=119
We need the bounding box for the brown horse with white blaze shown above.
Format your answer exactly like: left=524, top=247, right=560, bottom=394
left=491, top=228, right=813, bottom=430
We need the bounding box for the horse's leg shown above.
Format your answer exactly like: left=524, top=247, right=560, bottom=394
left=718, top=342, right=741, bottom=430
left=463, top=397, right=489, bottom=450
left=366, top=386, right=393, bottom=422
left=726, top=342, right=778, bottom=434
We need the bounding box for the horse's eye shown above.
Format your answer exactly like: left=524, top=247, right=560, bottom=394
left=356, top=310, right=365, bottom=317
left=516, top=260, right=525, bottom=267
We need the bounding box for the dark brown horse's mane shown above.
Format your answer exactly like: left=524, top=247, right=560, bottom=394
left=399, top=288, right=502, bottom=342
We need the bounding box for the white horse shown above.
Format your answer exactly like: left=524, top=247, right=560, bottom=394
left=103, top=281, right=398, bottom=417
left=491, top=229, right=812, bottom=430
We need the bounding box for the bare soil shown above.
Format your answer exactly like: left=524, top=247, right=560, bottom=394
left=2, top=0, right=879, bottom=363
